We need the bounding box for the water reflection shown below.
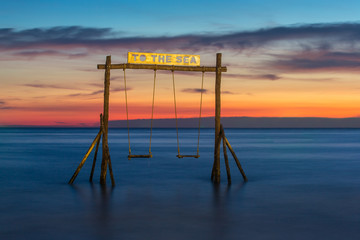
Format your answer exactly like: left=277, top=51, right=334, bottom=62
left=70, top=183, right=115, bottom=239
left=67, top=181, right=247, bottom=240
left=3, top=128, right=359, bottom=239
left=210, top=182, right=246, bottom=240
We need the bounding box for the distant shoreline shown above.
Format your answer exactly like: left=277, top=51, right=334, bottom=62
left=3, top=117, right=360, bottom=128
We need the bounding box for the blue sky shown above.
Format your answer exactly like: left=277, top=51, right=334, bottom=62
left=2, top=0, right=360, bottom=126
left=2, top=0, right=360, bottom=35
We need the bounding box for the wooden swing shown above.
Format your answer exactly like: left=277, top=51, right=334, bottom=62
left=171, top=68, right=205, bottom=158
left=123, top=67, right=156, bottom=160
left=68, top=53, right=247, bottom=186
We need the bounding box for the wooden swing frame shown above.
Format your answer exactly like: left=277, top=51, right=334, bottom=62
left=68, top=53, right=247, bottom=186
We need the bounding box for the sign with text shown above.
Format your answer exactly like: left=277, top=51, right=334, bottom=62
left=128, top=52, right=200, bottom=66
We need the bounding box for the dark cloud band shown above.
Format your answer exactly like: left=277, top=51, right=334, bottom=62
left=2, top=23, right=360, bottom=51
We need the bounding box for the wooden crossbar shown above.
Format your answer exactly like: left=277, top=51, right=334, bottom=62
left=97, top=63, right=227, bottom=72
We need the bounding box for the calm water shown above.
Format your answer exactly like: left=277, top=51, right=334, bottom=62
left=0, top=128, right=359, bottom=240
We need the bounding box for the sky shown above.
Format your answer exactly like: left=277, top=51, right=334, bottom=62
left=2, top=0, right=360, bottom=126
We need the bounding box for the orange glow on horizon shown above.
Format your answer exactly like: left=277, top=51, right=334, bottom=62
left=3, top=52, right=360, bottom=126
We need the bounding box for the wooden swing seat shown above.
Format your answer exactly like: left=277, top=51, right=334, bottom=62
left=128, top=154, right=152, bottom=160
left=177, top=154, right=200, bottom=158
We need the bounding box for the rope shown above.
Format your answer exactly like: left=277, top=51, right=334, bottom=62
left=123, top=68, right=131, bottom=155
left=149, top=68, right=157, bottom=154
left=172, top=68, right=180, bottom=155
left=197, top=70, right=205, bottom=156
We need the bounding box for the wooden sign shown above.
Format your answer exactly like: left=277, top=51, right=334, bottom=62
left=128, top=52, right=200, bottom=66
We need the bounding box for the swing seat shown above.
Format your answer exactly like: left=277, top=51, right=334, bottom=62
left=172, top=70, right=204, bottom=160
left=177, top=154, right=200, bottom=158
left=128, top=154, right=152, bottom=160
left=124, top=68, right=156, bottom=162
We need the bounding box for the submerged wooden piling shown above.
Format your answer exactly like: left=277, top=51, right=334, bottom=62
left=68, top=130, right=102, bottom=184
left=89, top=135, right=101, bottom=182
left=89, top=114, right=103, bottom=182
left=221, top=125, right=231, bottom=184
left=106, top=146, right=115, bottom=186
left=223, top=135, right=248, bottom=182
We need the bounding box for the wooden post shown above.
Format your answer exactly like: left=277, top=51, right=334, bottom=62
left=223, top=136, right=248, bottom=182
left=106, top=146, right=115, bottom=186
left=221, top=125, right=231, bottom=184
left=68, top=130, right=102, bottom=184
left=89, top=113, right=103, bottom=182
left=213, top=53, right=222, bottom=183
left=100, top=56, right=111, bottom=185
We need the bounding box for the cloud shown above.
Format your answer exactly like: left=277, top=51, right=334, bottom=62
left=275, top=59, right=360, bottom=71
left=182, top=88, right=208, bottom=94
left=68, top=90, right=103, bottom=97
left=67, top=87, right=129, bottom=97
left=4, top=23, right=360, bottom=72
left=112, top=87, right=128, bottom=92
left=110, top=76, right=122, bottom=81
left=221, top=91, right=236, bottom=95
left=227, top=73, right=281, bottom=80
left=286, top=77, right=336, bottom=82
left=2, top=23, right=360, bottom=52
left=0, top=100, right=19, bottom=110
left=270, top=51, right=360, bottom=72
left=12, top=49, right=87, bottom=58
left=0, top=26, right=112, bottom=49
left=0, top=106, right=16, bottom=110
left=22, top=83, right=79, bottom=90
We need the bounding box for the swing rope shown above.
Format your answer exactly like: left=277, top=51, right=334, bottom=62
left=197, top=70, right=205, bottom=156
left=172, top=68, right=180, bottom=156
left=149, top=69, right=157, bottom=155
left=172, top=68, right=205, bottom=158
left=123, top=67, right=131, bottom=156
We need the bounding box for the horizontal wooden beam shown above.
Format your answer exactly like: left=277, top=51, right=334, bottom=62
left=97, top=63, right=227, bottom=72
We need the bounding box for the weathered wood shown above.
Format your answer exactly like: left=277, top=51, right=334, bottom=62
left=68, top=130, right=102, bottom=184
left=106, top=146, right=115, bottom=186
left=100, top=56, right=111, bottom=185
left=221, top=125, right=231, bottom=184
left=97, top=63, right=227, bottom=72
left=89, top=113, right=103, bottom=182
left=211, top=126, right=222, bottom=181
left=211, top=125, right=222, bottom=181
left=128, top=154, right=152, bottom=159
left=94, top=53, right=232, bottom=185
left=89, top=135, right=101, bottom=182
left=223, top=135, right=248, bottom=182
left=213, top=53, right=222, bottom=183
left=177, top=154, right=200, bottom=158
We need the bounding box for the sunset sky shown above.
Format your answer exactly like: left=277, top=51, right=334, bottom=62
left=2, top=0, right=360, bottom=126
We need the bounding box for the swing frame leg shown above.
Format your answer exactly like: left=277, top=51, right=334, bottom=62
left=68, top=129, right=102, bottom=184
left=221, top=126, right=231, bottom=184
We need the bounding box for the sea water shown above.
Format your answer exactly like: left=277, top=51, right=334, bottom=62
left=0, top=128, right=359, bottom=240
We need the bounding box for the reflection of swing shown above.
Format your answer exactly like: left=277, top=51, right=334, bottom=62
left=172, top=68, right=205, bottom=158
left=123, top=67, right=157, bottom=160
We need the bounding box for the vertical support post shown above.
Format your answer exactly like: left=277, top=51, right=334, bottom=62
left=213, top=53, right=222, bottom=183
left=100, top=55, right=111, bottom=185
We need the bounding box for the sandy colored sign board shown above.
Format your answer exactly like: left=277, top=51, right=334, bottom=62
left=128, top=52, right=200, bottom=66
